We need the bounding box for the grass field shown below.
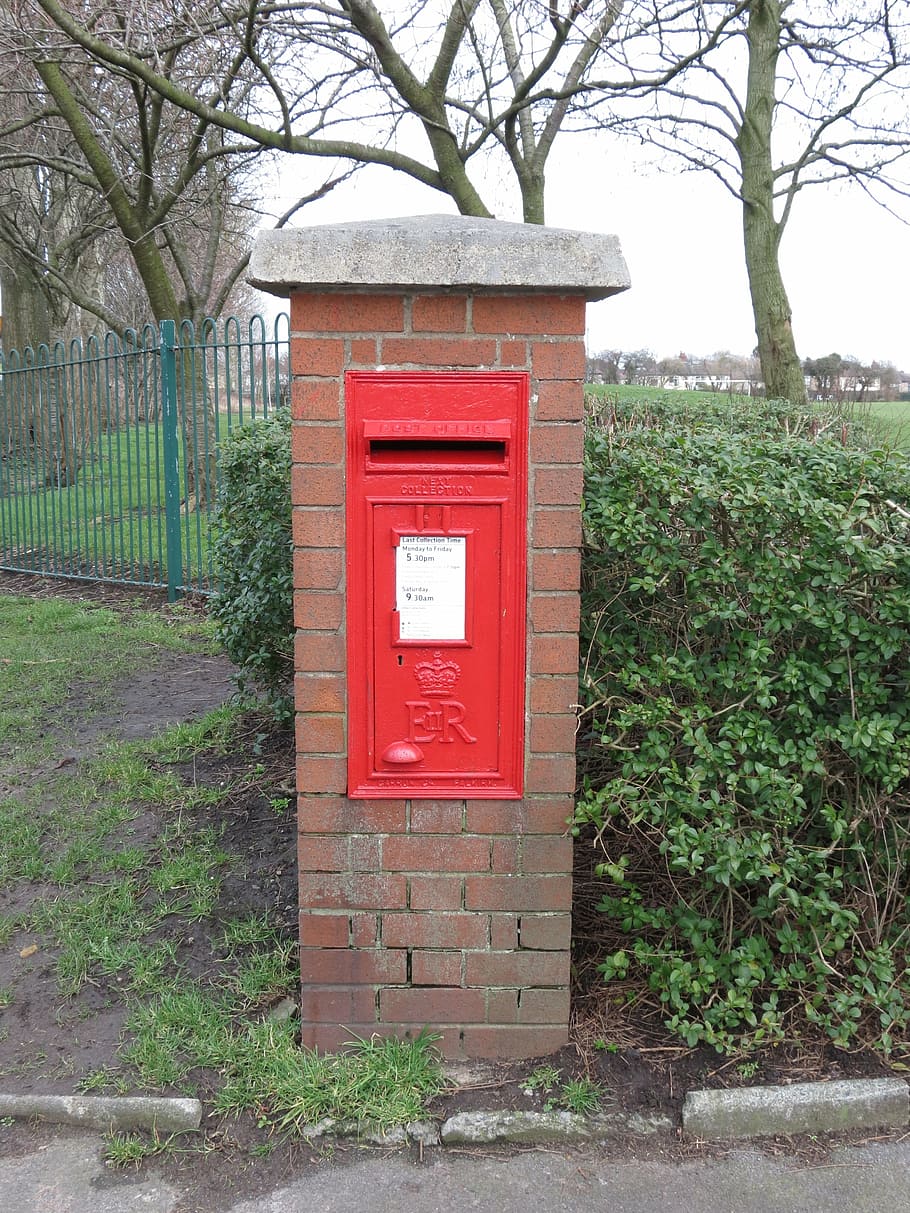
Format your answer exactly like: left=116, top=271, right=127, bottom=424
left=587, top=382, right=910, bottom=449
left=0, top=415, right=238, bottom=594
left=862, top=399, right=910, bottom=450
left=0, top=593, right=442, bottom=1161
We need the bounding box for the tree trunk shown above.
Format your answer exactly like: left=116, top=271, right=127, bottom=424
left=35, top=59, right=216, bottom=503
left=520, top=172, right=546, bottom=225
left=0, top=252, right=62, bottom=483
left=737, top=0, right=807, bottom=407
left=0, top=254, right=51, bottom=356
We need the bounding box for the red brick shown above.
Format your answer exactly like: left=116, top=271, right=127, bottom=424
left=290, top=336, right=345, bottom=377
left=298, top=872, right=407, bottom=910
left=380, top=337, right=497, bottom=367
left=292, top=292, right=404, bottom=333
left=533, top=466, right=584, bottom=505
left=296, top=754, right=347, bottom=793
left=295, top=715, right=345, bottom=758
left=351, top=913, right=379, bottom=947
left=291, top=466, right=345, bottom=507
left=534, top=379, right=585, bottom=421
left=529, top=423, right=584, bottom=465
left=464, top=874, right=572, bottom=912
left=464, top=798, right=573, bottom=835
left=294, top=632, right=345, bottom=672
left=412, top=295, right=468, bottom=332
left=293, top=590, right=344, bottom=631
left=299, top=1023, right=467, bottom=1058
left=298, top=913, right=349, bottom=948
left=291, top=423, right=343, bottom=465
left=517, top=987, right=571, bottom=1024
left=350, top=835, right=383, bottom=871
left=295, top=673, right=345, bottom=714
left=490, top=914, right=519, bottom=949
left=299, top=796, right=407, bottom=834
left=381, top=912, right=488, bottom=950
left=530, top=594, right=580, bottom=633
left=379, top=987, right=486, bottom=1023
left=299, top=986, right=378, bottom=1024
left=491, top=837, right=519, bottom=872
left=530, top=634, right=579, bottom=675
left=409, top=874, right=464, bottom=910
left=472, top=296, right=585, bottom=336
left=487, top=988, right=519, bottom=1023
left=465, top=950, right=567, bottom=987
left=349, top=337, right=378, bottom=364
left=300, top=948, right=406, bottom=984
left=532, top=508, right=582, bottom=548
left=300, top=1023, right=377, bottom=1051
left=530, top=339, right=586, bottom=380
left=531, top=551, right=581, bottom=593
left=529, top=714, right=578, bottom=754
left=291, top=379, right=342, bottom=421
left=303, top=834, right=351, bottom=873
left=529, top=676, right=579, bottom=715
left=499, top=340, right=529, bottom=368
left=298, top=834, right=373, bottom=873
left=293, top=550, right=344, bottom=591
left=459, top=1025, right=568, bottom=1059
left=292, top=508, right=344, bottom=548
left=520, top=836, right=574, bottom=874
left=383, top=835, right=489, bottom=872
left=411, top=950, right=463, bottom=987
left=519, top=914, right=572, bottom=950
left=525, top=756, right=577, bottom=795
left=409, top=801, right=464, bottom=833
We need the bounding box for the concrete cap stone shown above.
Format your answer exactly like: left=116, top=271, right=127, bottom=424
left=249, top=214, right=630, bottom=301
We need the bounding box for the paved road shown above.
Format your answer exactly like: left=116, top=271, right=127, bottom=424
left=2, top=1129, right=909, bottom=1213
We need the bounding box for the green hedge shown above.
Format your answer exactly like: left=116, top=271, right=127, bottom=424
left=576, top=418, right=910, bottom=1053
left=209, top=412, right=294, bottom=717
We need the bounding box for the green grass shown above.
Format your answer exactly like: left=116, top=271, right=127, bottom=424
left=1, top=421, right=174, bottom=584
left=587, top=383, right=910, bottom=450
left=587, top=382, right=756, bottom=408
left=103, top=1129, right=175, bottom=1168
left=0, top=412, right=251, bottom=592
left=0, top=596, right=211, bottom=758
left=0, top=592, right=444, bottom=1142
left=521, top=1066, right=606, bottom=1114
left=857, top=400, right=910, bottom=450
left=213, top=1026, right=443, bottom=1133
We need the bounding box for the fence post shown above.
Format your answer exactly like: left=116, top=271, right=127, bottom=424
left=160, top=321, right=183, bottom=602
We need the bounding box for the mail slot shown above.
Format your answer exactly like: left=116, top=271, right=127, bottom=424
left=346, top=371, right=529, bottom=798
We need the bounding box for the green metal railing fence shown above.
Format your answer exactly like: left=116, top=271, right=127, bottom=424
left=0, top=313, right=290, bottom=599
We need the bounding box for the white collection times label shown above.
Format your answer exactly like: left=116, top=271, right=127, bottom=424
left=395, top=536, right=466, bottom=641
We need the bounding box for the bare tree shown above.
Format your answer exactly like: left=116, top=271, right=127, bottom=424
left=19, top=0, right=627, bottom=224
left=15, top=0, right=905, bottom=413
left=581, top=0, right=910, bottom=404
left=0, top=10, right=348, bottom=496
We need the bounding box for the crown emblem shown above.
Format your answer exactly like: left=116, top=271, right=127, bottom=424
left=414, top=652, right=461, bottom=697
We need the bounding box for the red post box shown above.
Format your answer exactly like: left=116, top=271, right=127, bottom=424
left=346, top=371, right=528, bottom=798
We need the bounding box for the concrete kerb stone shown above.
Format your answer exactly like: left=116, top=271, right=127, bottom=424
left=0, top=1094, right=202, bottom=1133
left=314, top=1077, right=909, bottom=1148
left=683, top=1077, right=909, bottom=1141
left=1, top=1076, right=906, bottom=1148
left=439, top=1109, right=674, bottom=1145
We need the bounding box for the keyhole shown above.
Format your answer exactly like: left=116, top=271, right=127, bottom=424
left=397, top=655, right=404, bottom=666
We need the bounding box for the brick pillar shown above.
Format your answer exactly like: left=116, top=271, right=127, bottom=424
left=252, top=216, right=629, bottom=1059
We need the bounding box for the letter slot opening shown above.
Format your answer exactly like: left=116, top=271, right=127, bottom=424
left=362, top=419, right=511, bottom=473
left=368, top=438, right=507, bottom=469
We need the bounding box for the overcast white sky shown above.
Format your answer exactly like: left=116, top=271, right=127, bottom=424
left=261, top=134, right=910, bottom=375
